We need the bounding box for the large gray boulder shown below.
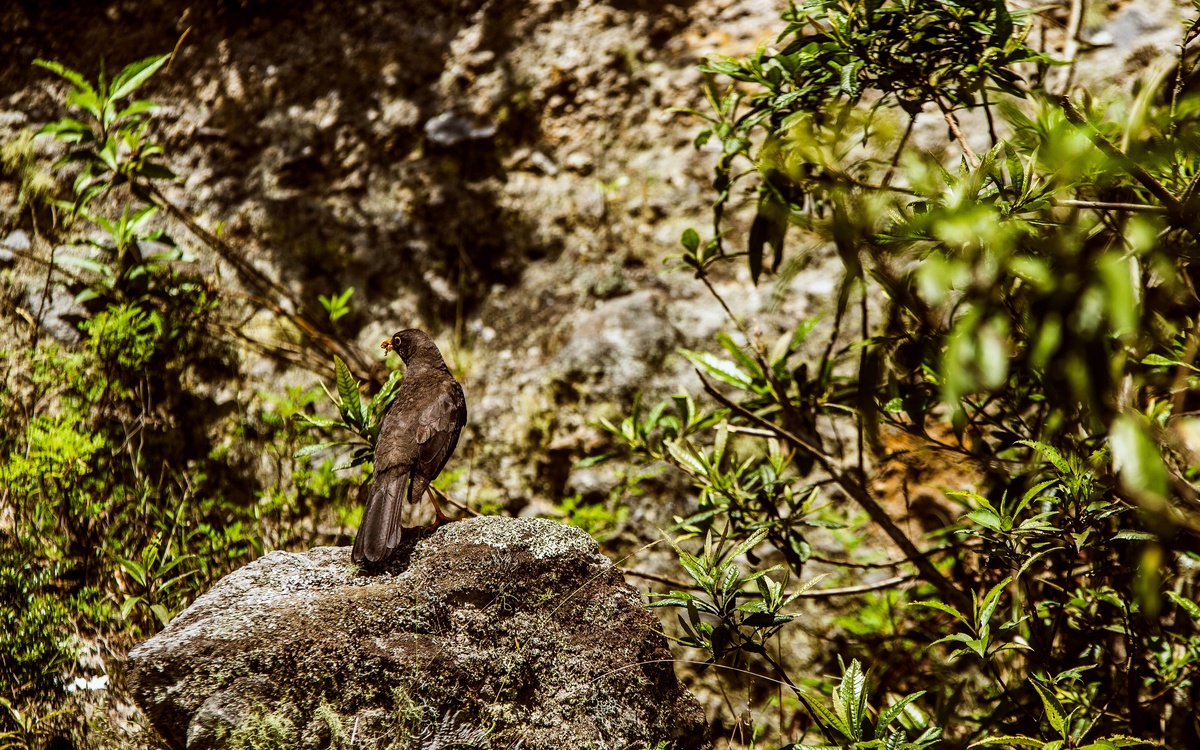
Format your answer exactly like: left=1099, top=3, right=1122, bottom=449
left=126, top=516, right=709, bottom=750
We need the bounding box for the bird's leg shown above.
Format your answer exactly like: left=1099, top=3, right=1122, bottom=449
left=427, top=492, right=458, bottom=526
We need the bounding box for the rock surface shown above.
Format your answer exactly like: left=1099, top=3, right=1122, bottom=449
left=127, top=517, right=709, bottom=750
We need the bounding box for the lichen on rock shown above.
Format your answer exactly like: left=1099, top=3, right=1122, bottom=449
left=127, top=516, right=709, bottom=750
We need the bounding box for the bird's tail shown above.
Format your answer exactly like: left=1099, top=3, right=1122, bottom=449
left=352, top=469, right=409, bottom=563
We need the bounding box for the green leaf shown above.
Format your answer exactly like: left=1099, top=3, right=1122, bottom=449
left=293, top=441, right=350, bottom=459
left=33, top=59, right=96, bottom=99
left=909, top=600, right=970, bottom=625
left=138, top=162, right=177, bottom=181
left=119, top=596, right=142, bottom=622
left=789, top=318, right=820, bottom=353
left=572, top=454, right=610, bottom=469
left=1093, top=735, right=1154, bottom=747
left=150, top=604, right=172, bottom=627
left=797, top=689, right=851, bottom=739
left=114, top=99, right=160, bottom=122
left=58, top=254, right=111, bottom=276
left=665, top=438, right=709, bottom=477
left=116, top=556, right=147, bottom=587
left=1017, top=440, right=1071, bottom=476
left=1030, top=680, right=1067, bottom=734
left=969, top=736, right=1046, bottom=748
left=748, top=213, right=768, bottom=284
left=1111, top=530, right=1157, bottom=542
left=369, top=369, right=404, bottom=421
left=716, top=332, right=764, bottom=379
left=295, top=415, right=343, bottom=429
left=109, top=55, right=169, bottom=100
left=1166, top=591, right=1200, bottom=621
left=966, top=508, right=1004, bottom=532
left=676, top=549, right=710, bottom=587
left=727, top=528, right=770, bottom=564
left=978, top=576, right=1012, bottom=628
left=876, top=691, right=924, bottom=731
left=681, top=349, right=755, bottom=390
left=641, top=399, right=670, bottom=437
left=1141, top=353, right=1182, bottom=368
left=681, top=228, right=700, bottom=253
left=1109, top=414, right=1168, bottom=504
left=334, top=355, right=364, bottom=429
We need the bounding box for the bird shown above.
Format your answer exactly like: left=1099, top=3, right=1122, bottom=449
left=352, top=329, right=467, bottom=563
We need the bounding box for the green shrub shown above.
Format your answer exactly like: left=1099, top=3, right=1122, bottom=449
left=0, top=52, right=370, bottom=738
left=597, top=1, right=1200, bottom=747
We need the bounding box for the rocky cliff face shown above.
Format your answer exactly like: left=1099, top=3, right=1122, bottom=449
left=3, top=0, right=1188, bottom=517
left=2, top=0, right=875, bottom=525
left=127, top=517, right=709, bottom=750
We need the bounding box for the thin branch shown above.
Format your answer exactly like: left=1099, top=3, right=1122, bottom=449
left=31, top=211, right=54, bottom=349
left=793, top=573, right=917, bottom=599
left=941, top=105, right=978, bottom=168
left=429, top=485, right=482, bottom=518
left=807, top=540, right=978, bottom=570
left=620, top=568, right=697, bottom=589
left=148, top=186, right=380, bottom=382
left=1060, top=97, right=1196, bottom=240
left=981, top=87, right=999, bottom=147
left=1053, top=199, right=1167, bottom=213
left=882, top=115, right=915, bottom=188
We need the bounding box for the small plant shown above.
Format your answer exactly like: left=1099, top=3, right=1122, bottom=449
left=225, top=705, right=296, bottom=750
left=0, top=698, right=70, bottom=750
left=318, top=287, right=355, bottom=324
left=35, top=55, right=173, bottom=208
left=651, top=529, right=818, bottom=670
left=58, top=204, right=184, bottom=306
left=783, top=658, right=940, bottom=750
left=293, top=355, right=404, bottom=468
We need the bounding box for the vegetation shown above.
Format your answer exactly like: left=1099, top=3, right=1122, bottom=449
left=0, top=54, right=383, bottom=744
left=595, top=0, right=1200, bottom=747
left=2, top=1, right=1200, bottom=749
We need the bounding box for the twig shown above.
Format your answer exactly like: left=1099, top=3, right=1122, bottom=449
left=1053, top=199, right=1167, bottom=213
left=806, top=540, right=976, bottom=570
left=882, top=116, right=916, bottom=187
left=429, top=485, right=481, bottom=517
left=1058, top=0, right=1086, bottom=95
left=793, top=573, right=917, bottom=599
left=941, top=105, right=978, bottom=168
left=148, top=186, right=380, bottom=382
left=0, top=242, right=86, bottom=285
left=31, top=212, right=53, bottom=349
left=620, top=568, right=696, bottom=589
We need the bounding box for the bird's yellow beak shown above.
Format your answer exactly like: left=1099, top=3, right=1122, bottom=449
left=381, top=339, right=393, bottom=353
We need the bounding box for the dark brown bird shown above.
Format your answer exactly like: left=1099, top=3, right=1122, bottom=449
left=352, top=329, right=467, bottom=563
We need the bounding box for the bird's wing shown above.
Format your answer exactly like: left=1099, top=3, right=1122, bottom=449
left=412, top=381, right=467, bottom=484
left=352, top=466, right=410, bottom=563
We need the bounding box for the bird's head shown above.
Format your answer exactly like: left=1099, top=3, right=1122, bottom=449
left=380, top=328, right=439, bottom=366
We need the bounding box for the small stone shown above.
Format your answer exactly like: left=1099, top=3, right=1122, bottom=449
left=3, top=230, right=30, bottom=252
left=527, top=151, right=560, bottom=176
left=424, top=112, right=497, bottom=146
left=564, top=151, right=593, bottom=175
